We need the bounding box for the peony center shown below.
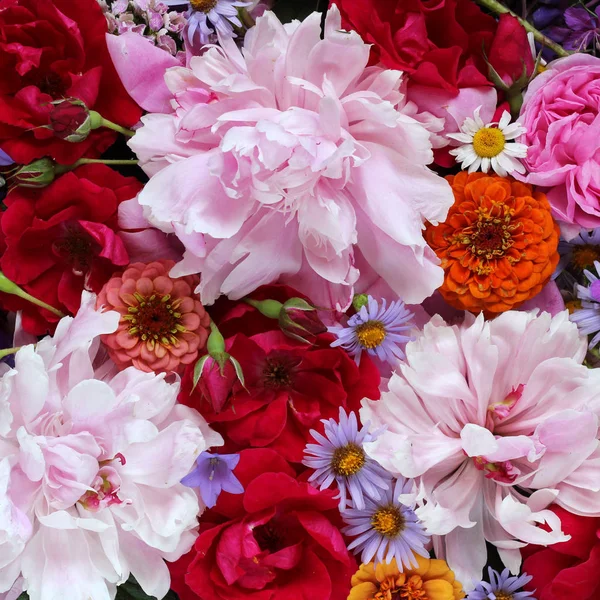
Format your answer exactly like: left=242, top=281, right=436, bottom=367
left=370, top=574, right=427, bottom=600
left=355, top=321, right=386, bottom=349
left=572, top=245, right=600, bottom=270
left=370, top=505, right=405, bottom=537
left=331, top=443, right=366, bottom=476
left=473, top=127, right=506, bottom=158
left=190, top=0, right=218, bottom=11
left=124, top=293, right=186, bottom=346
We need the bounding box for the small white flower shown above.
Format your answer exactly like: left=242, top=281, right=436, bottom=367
left=447, top=107, right=528, bottom=177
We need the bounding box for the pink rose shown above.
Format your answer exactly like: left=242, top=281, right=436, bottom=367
left=520, top=54, right=600, bottom=228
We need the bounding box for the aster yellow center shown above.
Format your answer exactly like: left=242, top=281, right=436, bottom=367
left=355, top=321, right=386, bottom=349
left=494, top=594, right=513, bottom=600
left=331, top=443, right=366, bottom=476
left=190, top=0, right=218, bottom=12
left=472, top=127, right=506, bottom=158
left=572, top=245, right=600, bottom=270
left=370, top=506, right=405, bottom=537
left=566, top=299, right=582, bottom=314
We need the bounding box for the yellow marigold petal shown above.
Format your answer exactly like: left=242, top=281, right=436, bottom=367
left=348, top=582, right=378, bottom=600
left=423, top=579, right=458, bottom=600
left=350, top=563, right=377, bottom=587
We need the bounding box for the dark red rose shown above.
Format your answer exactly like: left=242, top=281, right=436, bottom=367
left=334, top=0, right=497, bottom=95
left=488, top=14, right=535, bottom=87
left=521, top=505, right=600, bottom=599
left=0, top=0, right=142, bottom=165
left=169, top=448, right=356, bottom=600
left=48, top=99, right=92, bottom=142
left=0, top=164, right=142, bottom=334
left=180, top=285, right=381, bottom=463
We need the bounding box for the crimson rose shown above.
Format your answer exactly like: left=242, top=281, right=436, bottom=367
left=334, top=0, right=496, bottom=95
left=0, top=0, right=141, bottom=165
left=169, top=448, right=356, bottom=600
left=0, top=164, right=142, bottom=334
left=179, top=285, right=381, bottom=463
left=521, top=505, right=600, bottom=599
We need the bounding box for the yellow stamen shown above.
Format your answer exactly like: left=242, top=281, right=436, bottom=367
left=473, top=127, right=506, bottom=158
left=494, top=594, right=513, bottom=600
left=331, top=443, right=366, bottom=476
left=355, top=321, right=386, bottom=349
left=190, top=0, right=218, bottom=12
left=370, top=506, right=404, bottom=537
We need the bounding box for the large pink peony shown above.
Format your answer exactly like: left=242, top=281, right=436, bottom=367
left=361, top=310, right=600, bottom=588
left=520, top=54, right=600, bottom=229
left=0, top=293, right=223, bottom=600
left=127, top=6, right=453, bottom=310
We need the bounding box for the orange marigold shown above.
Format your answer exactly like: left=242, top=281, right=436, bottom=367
left=424, top=172, right=560, bottom=315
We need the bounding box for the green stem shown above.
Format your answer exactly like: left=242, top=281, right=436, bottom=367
left=0, top=346, right=22, bottom=360
left=475, top=0, right=570, bottom=57
left=100, top=117, right=135, bottom=138
left=72, top=158, right=139, bottom=168
left=16, top=289, right=65, bottom=318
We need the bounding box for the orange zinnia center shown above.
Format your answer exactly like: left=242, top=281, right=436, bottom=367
left=123, top=293, right=186, bottom=349
left=370, top=574, right=428, bottom=600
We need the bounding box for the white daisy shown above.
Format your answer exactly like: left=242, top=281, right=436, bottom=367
left=447, top=107, right=528, bottom=177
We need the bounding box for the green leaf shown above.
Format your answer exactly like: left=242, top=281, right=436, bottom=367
left=192, top=353, right=210, bottom=391
left=115, top=577, right=179, bottom=600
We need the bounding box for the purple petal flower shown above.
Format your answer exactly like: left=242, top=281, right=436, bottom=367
left=181, top=451, right=244, bottom=508
left=0, top=149, right=14, bottom=167
left=467, top=567, right=535, bottom=600
left=342, top=478, right=430, bottom=568
left=571, top=260, right=600, bottom=348
left=303, top=408, right=391, bottom=512
left=328, top=296, right=414, bottom=366
left=554, top=227, right=600, bottom=278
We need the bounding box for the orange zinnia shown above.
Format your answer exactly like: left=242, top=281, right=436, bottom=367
left=425, top=172, right=560, bottom=315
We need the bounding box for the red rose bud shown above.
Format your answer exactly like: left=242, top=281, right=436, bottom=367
left=279, top=297, right=326, bottom=344
left=10, top=158, right=58, bottom=189
left=48, top=99, right=93, bottom=143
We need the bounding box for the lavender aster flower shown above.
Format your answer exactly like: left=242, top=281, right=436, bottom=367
left=571, top=260, right=600, bottom=348
left=164, top=0, right=250, bottom=46
left=181, top=451, right=244, bottom=508
left=303, top=408, right=390, bottom=511
left=328, top=296, right=414, bottom=365
left=467, top=567, right=535, bottom=600
left=554, top=227, right=600, bottom=278
left=342, top=477, right=429, bottom=568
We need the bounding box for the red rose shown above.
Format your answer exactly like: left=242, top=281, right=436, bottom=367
left=0, top=164, right=142, bottom=334
left=169, top=448, right=356, bottom=600
left=334, top=0, right=497, bottom=95
left=521, top=505, right=600, bottom=599
left=0, top=0, right=142, bottom=165
left=488, top=14, right=535, bottom=87
left=179, top=285, right=381, bottom=463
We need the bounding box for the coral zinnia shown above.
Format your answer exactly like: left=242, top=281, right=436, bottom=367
left=97, top=260, right=210, bottom=373
left=349, top=556, right=464, bottom=600
left=425, top=172, right=560, bottom=315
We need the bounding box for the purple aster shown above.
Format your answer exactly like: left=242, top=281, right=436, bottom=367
left=181, top=451, right=244, bottom=508
left=571, top=260, right=600, bottom=348
left=164, top=0, right=250, bottom=46
left=554, top=227, right=600, bottom=278
left=328, top=296, right=414, bottom=365
left=303, top=408, right=390, bottom=512
left=467, top=567, right=535, bottom=600
left=342, top=477, right=430, bottom=568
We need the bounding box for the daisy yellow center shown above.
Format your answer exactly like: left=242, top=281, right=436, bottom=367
left=190, top=0, right=218, bottom=12
left=472, top=127, right=506, bottom=158
left=370, top=575, right=427, bottom=600
left=370, top=506, right=405, bottom=537
left=123, top=293, right=186, bottom=347
left=494, top=594, right=513, bottom=600
left=355, top=321, right=386, bottom=349
left=331, top=443, right=366, bottom=476
left=572, top=245, right=600, bottom=270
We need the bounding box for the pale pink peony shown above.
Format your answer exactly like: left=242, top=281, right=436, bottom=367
left=127, top=6, right=453, bottom=310
left=361, top=310, right=600, bottom=589
left=520, top=54, right=600, bottom=228
left=0, top=292, right=223, bottom=600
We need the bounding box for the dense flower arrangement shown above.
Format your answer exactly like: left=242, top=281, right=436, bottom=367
left=2, top=0, right=600, bottom=599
